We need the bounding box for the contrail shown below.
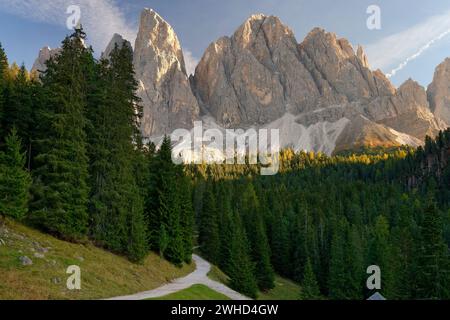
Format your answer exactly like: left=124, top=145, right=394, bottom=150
left=386, top=28, right=450, bottom=78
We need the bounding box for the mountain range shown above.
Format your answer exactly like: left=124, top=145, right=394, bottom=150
left=32, top=8, right=450, bottom=155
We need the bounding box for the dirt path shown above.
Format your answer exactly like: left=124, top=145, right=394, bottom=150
left=107, top=254, right=251, bottom=300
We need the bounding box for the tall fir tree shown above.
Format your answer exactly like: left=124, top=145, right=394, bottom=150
left=0, top=128, right=31, bottom=220
left=416, top=198, right=450, bottom=299
left=30, top=28, right=93, bottom=240
left=239, top=182, right=275, bottom=290
left=0, top=43, right=9, bottom=144
left=87, top=42, right=148, bottom=261
left=300, top=258, right=321, bottom=300
left=199, top=184, right=220, bottom=264
left=145, top=136, right=185, bottom=265
left=178, top=174, right=195, bottom=263
left=226, top=211, right=258, bottom=299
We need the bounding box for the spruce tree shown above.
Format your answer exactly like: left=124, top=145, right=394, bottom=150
left=145, top=136, right=185, bottom=265
left=239, top=182, right=275, bottom=290
left=2, top=65, right=34, bottom=168
left=300, top=258, right=321, bottom=300
left=227, top=211, right=258, bottom=299
left=88, top=42, right=148, bottom=261
left=416, top=198, right=450, bottom=299
left=0, top=43, right=9, bottom=144
left=178, top=174, right=195, bottom=263
left=0, top=128, right=31, bottom=220
left=30, top=28, right=92, bottom=240
left=199, top=185, right=220, bottom=264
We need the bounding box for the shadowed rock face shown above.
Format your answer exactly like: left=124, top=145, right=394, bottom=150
left=101, top=33, right=132, bottom=60
left=133, top=8, right=199, bottom=137
left=31, top=47, right=61, bottom=75
left=428, top=58, right=450, bottom=127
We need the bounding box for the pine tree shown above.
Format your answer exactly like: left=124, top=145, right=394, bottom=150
left=0, top=43, right=9, bottom=144
left=328, top=223, right=347, bottom=299
left=239, top=182, right=274, bottom=290
left=368, top=215, right=394, bottom=298
left=87, top=42, right=148, bottom=261
left=2, top=65, right=35, bottom=171
left=30, top=28, right=92, bottom=240
left=178, top=174, right=195, bottom=263
left=199, top=184, right=220, bottom=264
left=416, top=198, right=450, bottom=299
left=300, top=258, right=321, bottom=300
left=226, top=211, right=258, bottom=299
left=145, top=136, right=185, bottom=265
left=0, top=128, right=31, bottom=220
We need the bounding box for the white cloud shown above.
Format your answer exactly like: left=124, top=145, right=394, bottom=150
left=365, top=10, right=450, bottom=77
left=183, top=49, right=199, bottom=76
left=0, top=0, right=137, bottom=55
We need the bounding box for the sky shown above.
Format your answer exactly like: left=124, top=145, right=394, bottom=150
left=0, top=0, right=450, bottom=87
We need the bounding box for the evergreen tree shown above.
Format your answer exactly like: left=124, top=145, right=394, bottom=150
left=199, top=184, right=220, bottom=264
left=416, top=198, right=450, bottom=299
left=0, top=128, right=31, bottom=220
left=87, top=42, right=148, bottom=261
left=145, top=136, right=185, bottom=265
left=368, top=215, right=394, bottom=298
left=30, top=28, right=93, bottom=240
left=226, top=211, right=258, bottom=299
left=239, top=182, right=274, bottom=290
left=0, top=43, right=9, bottom=144
left=178, top=174, right=195, bottom=263
left=300, top=258, right=321, bottom=300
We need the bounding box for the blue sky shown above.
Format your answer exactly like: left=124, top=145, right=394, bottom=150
left=1, top=0, right=450, bottom=87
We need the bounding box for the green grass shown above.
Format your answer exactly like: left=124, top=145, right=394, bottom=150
left=150, top=284, right=230, bottom=300
left=0, top=218, right=194, bottom=300
left=206, top=263, right=301, bottom=300
left=258, top=276, right=301, bottom=300
left=207, top=265, right=230, bottom=284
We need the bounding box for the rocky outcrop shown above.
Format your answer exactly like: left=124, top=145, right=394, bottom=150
left=193, top=14, right=320, bottom=128
left=133, top=8, right=199, bottom=137
left=101, top=33, right=132, bottom=60
left=192, top=16, right=446, bottom=153
left=428, top=58, right=450, bottom=127
left=31, top=47, right=61, bottom=74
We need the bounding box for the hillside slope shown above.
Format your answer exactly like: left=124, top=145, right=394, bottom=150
left=0, top=219, right=194, bottom=300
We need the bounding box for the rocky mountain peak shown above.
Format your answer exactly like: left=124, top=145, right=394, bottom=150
left=101, top=33, right=131, bottom=60
left=428, top=58, right=450, bottom=126
left=31, top=46, right=61, bottom=75
left=133, top=8, right=199, bottom=137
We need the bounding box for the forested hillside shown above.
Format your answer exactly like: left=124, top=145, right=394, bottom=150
left=0, top=29, right=193, bottom=266
left=190, top=132, right=450, bottom=299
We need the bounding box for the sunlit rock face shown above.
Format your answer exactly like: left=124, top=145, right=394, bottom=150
left=428, top=58, right=450, bottom=127
left=133, top=8, right=199, bottom=137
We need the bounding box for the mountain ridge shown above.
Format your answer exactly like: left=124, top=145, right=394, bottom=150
left=32, top=9, right=450, bottom=155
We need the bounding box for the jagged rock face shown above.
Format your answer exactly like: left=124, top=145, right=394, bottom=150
left=192, top=21, right=398, bottom=129
left=133, top=8, right=199, bottom=137
left=374, top=79, right=446, bottom=140
left=101, top=34, right=132, bottom=60
left=298, top=28, right=395, bottom=104
left=31, top=47, right=61, bottom=74
left=193, top=15, right=321, bottom=128
left=428, top=58, right=450, bottom=126
left=193, top=16, right=446, bottom=153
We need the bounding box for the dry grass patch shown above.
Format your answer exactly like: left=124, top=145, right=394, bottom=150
left=0, top=219, right=194, bottom=300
